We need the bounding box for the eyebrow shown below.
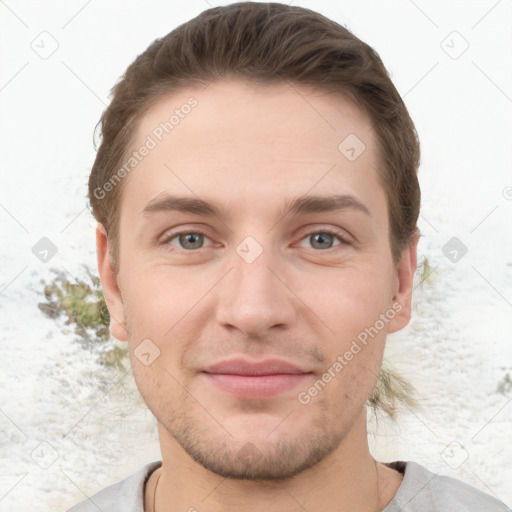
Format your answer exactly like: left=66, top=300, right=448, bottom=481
left=141, top=193, right=371, bottom=219
left=142, top=195, right=229, bottom=217
left=284, top=194, right=371, bottom=217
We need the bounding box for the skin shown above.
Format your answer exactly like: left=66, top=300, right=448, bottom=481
left=97, top=79, right=418, bottom=511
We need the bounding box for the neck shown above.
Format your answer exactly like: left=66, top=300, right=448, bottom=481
left=147, top=410, right=403, bottom=512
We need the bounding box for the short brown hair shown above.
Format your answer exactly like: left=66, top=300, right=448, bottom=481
left=89, top=1, right=420, bottom=268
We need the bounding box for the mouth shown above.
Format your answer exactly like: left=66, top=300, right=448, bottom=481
left=201, top=357, right=313, bottom=399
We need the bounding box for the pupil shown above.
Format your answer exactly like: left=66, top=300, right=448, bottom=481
left=312, top=233, right=333, bottom=249
left=180, top=233, right=203, bottom=250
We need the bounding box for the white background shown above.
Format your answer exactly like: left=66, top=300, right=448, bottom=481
left=1, top=0, right=511, bottom=510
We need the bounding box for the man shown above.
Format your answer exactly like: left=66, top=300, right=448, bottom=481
left=69, top=2, right=510, bottom=511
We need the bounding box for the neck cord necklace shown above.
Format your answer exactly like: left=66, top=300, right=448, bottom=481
left=153, top=470, right=162, bottom=512
left=374, top=460, right=383, bottom=512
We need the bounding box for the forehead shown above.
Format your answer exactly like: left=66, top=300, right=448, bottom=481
left=122, top=79, right=385, bottom=221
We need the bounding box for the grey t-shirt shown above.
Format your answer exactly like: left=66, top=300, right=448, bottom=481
left=67, top=460, right=510, bottom=512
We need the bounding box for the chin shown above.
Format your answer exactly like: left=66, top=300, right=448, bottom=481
left=164, top=402, right=348, bottom=482
left=186, top=433, right=341, bottom=481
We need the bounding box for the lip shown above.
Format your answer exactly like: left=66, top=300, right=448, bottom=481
left=203, top=357, right=308, bottom=376
left=202, top=357, right=312, bottom=399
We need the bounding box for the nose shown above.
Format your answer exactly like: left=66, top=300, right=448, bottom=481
left=215, top=245, right=297, bottom=337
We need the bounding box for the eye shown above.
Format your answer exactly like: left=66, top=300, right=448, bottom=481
left=162, top=229, right=346, bottom=252
left=165, top=232, right=211, bottom=250
left=298, top=231, right=345, bottom=250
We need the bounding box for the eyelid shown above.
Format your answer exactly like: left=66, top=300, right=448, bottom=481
left=297, top=223, right=351, bottom=241
left=159, top=222, right=211, bottom=238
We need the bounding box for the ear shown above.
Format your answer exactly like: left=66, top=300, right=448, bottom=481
left=96, top=223, right=128, bottom=342
left=387, top=230, right=420, bottom=334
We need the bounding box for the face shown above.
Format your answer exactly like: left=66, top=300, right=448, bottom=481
left=98, top=79, right=417, bottom=480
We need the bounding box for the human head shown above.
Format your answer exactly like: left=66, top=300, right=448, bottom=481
left=93, top=2, right=420, bottom=480
left=89, top=2, right=420, bottom=270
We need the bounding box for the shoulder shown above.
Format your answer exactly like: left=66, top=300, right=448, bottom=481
left=66, top=461, right=162, bottom=512
left=385, top=461, right=510, bottom=512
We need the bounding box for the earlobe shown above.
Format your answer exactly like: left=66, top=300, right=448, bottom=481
left=96, top=223, right=128, bottom=342
left=387, top=230, right=420, bottom=334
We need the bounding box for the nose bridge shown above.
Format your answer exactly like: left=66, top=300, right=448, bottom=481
left=215, top=236, right=296, bottom=336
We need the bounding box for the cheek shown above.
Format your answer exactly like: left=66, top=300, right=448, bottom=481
left=129, top=351, right=185, bottom=427
left=120, top=267, right=214, bottom=379
left=295, top=265, right=392, bottom=399
left=299, top=264, right=394, bottom=342
left=121, top=265, right=208, bottom=332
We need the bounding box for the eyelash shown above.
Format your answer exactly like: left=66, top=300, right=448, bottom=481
left=161, top=228, right=349, bottom=251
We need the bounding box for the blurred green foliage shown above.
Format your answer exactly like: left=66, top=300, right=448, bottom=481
left=416, top=256, right=436, bottom=288
left=38, top=267, right=127, bottom=371
left=497, top=373, right=512, bottom=395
